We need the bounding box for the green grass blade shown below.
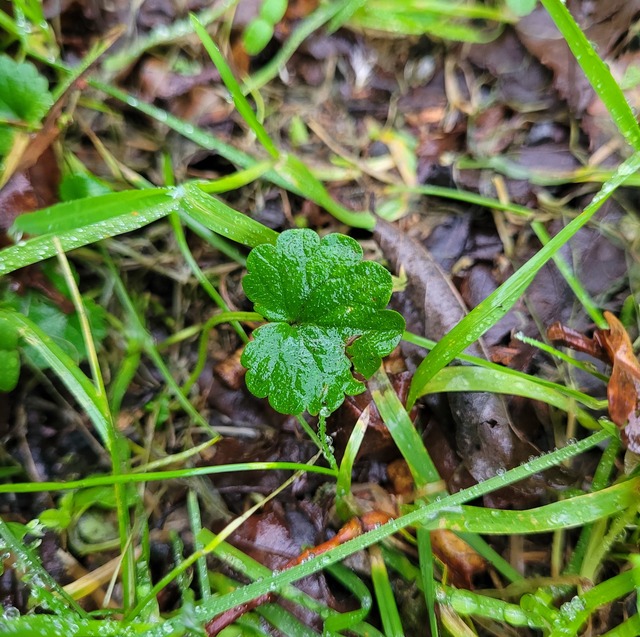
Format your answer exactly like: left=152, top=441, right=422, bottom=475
left=403, top=330, right=606, bottom=409
left=0, top=461, right=336, bottom=494
left=541, top=0, right=640, bottom=151
left=190, top=14, right=280, bottom=159
left=420, top=478, right=639, bottom=534
left=407, top=151, right=640, bottom=408
left=0, top=309, right=112, bottom=448
left=369, top=367, right=440, bottom=489
left=335, top=405, right=370, bottom=520
left=12, top=188, right=171, bottom=235
left=0, top=192, right=177, bottom=276
left=0, top=518, right=88, bottom=617
left=187, top=491, right=211, bottom=603
left=136, top=432, right=609, bottom=636
left=418, top=527, right=439, bottom=637
left=417, top=366, right=600, bottom=430
left=180, top=183, right=278, bottom=247
left=370, top=545, right=404, bottom=637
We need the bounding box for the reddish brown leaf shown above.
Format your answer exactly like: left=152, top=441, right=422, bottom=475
left=548, top=311, right=640, bottom=452
left=599, top=312, right=640, bottom=453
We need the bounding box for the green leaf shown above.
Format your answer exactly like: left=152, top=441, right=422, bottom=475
left=241, top=229, right=405, bottom=415
left=1, top=288, right=107, bottom=368
left=0, top=350, right=19, bottom=392
left=243, top=18, right=274, bottom=56
left=0, top=316, right=19, bottom=392
left=0, top=55, right=53, bottom=124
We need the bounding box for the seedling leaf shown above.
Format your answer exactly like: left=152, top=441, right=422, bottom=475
left=241, top=229, right=405, bottom=415
left=0, top=55, right=53, bottom=124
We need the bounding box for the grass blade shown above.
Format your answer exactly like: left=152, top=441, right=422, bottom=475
left=407, top=151, right=640, bottom=408
left=541, top=0, right=640, bottom=150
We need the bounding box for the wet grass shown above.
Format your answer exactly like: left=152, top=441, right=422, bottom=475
left=0, top=0, right=639, bottom=635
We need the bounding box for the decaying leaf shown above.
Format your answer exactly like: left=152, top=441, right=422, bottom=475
left=548, top=311, right=640, bottom=452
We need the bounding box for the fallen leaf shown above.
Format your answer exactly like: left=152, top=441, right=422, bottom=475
left=599, top=312, right=640, bottom=453
left=548, top=311, right=640, bottom=452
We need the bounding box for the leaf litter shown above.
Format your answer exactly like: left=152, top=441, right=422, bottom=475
left=0, top=1, right=639, bottom=635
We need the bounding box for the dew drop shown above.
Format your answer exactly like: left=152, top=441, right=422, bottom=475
left=3, top=606, right=19, bottom=620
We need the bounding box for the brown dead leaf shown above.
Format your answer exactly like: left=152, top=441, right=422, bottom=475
left=599, top=312, right=640, bottom=453
left=548, top=311, right=640, bottom=452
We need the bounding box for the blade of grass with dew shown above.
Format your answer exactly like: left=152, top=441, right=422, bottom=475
left=404, top=330, right=608, bottom=409
left=54, top=239, right=136, bottom=609
left=416, top=478, right=640, bottom=534
left=564, top=433, right=621, bottom=578
left=0, top=615, right=131, bottom=637
left=335, top=404, right=370, bottom=520
left=581, top=504, right=638, bottom=583
left=87, top=78, right=376, bottom=229
left=0, top=461, right=336, bottom=495
left=541, top=0, right=640, bottom=151
left=407, top=151, right=640, bottom=408
left=0, top=518, right=88, bottom=618
left=180, top=182, right=278, bottom=247
left=370, top=545, right=404, bottom=637
left=417, top=527, right=439, bottom=637
left=13, top=188, right=172, bottom=235
left=382, top=547, right=541, bottom=629
left=0, top=309, right=112, bottom=445
left=190, top=14, right=279, bottom=159
left=136, top=517, right=160, bottom=623
left=187, top=491, right=211, bottom=603
left=136, top=434, right=612, bottom=637
left=1, top=190, right=178, bottom=276
left=418, top=366, right=601, bottom=430
left=369, top=366, right=440, bottom=489
left=168, top=211, right=248, bottom=343
left=549, top=570, right=638, bottom=637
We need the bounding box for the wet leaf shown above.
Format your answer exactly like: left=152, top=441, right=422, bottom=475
left=598, top=312, right=640, bottom=453
left=0, top=317, right=19, bottom=392
left=548, top=311, right=640, bottom=452
left=0, top=55, right=53, bottom=163
left=241, top=229, right=405, bottom=415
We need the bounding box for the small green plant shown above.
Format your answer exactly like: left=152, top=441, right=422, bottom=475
left=242, top=0, right=288, bottom=55
left=241, top=228, right=405, bottom=416
left=0, top=54, right=53, bottom=178
left=0, top=315, right=20, bottom=392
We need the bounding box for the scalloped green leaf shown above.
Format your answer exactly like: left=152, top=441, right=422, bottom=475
left=241, top=229, right=405, bottom=415
left=0, top=55, right=53, bottom=124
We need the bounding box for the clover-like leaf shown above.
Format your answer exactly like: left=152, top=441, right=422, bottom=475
left=241, top=229, right=405, bottom=415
